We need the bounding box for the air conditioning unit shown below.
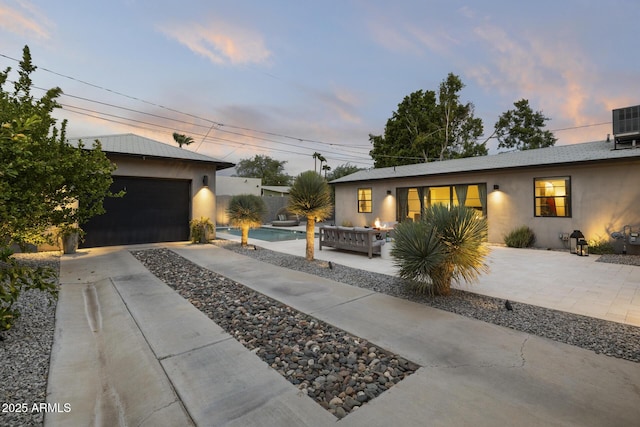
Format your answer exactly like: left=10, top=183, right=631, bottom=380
left=613, top=105, right=640, bottom=149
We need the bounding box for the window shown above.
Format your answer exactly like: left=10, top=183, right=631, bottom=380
left=358, top=188, right=372, bottom=213
left=397, top=183, right=487, bottom=221
left=534, top=177, right=571, bottom=217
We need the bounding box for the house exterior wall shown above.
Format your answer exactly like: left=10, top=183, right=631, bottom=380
left=110, top=155, right=218, bottom=227
left=216, top=176, right=262, bottom=196
left=333, top=159, right=640, bottom=252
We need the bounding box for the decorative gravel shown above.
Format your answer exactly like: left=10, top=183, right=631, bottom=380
left=131, top=248, right=419, bottom=419
left=0, top=252, right=59, bottom=427
left=213, top=240, right=640, bottom=363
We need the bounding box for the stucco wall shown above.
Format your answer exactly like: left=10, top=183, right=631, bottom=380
left=216, top=176, right=262, bottom=196
left=110, top=155, right=218, bottom=228
left=333, top=159, right=640, bottom=252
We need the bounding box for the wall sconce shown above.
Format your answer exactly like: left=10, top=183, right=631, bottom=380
left=386, top=190, right=392, bottom=195
left=493, top=184, right=500, bottom=191
left=202, top=175, right=209, bottom=187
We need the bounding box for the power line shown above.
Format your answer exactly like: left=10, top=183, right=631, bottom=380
left=0, top=51, right=368, bottom=150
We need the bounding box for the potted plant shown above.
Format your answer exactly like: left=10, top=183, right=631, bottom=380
left=57, top=224, right=84, bottom=255
left=190, top=217, right=214, bottom=244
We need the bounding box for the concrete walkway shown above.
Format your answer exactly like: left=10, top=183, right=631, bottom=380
left=46, top=241, right=640, bottom=426
left=218, top=228, right=640, bottom=327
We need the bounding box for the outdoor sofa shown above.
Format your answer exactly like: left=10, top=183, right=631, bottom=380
left=319, top=225, right=386, bottom=258
left=272, top=208, right=300, bottom=227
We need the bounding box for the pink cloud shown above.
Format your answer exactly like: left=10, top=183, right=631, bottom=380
left=161, top=20, right=271, bottom=66
left=467, top=23, right=623, bottom=143
left=0, top=2, right=52, bottom=39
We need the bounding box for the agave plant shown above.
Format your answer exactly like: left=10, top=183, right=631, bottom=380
left=226, top=194, right=267, bottom=246
left=391, top=204, right=488, bottom=295
left=287, top=171, right=333, bottom=261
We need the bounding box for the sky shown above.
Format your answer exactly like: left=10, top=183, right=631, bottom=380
left=1, top=0, right=639, bottom=176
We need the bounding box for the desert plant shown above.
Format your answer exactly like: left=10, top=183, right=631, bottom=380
left=587, top=238, right=615, bottom=254
left=189, top=217, right=214, bottom=244
left=0, top=247, right=57, bottom=331
left=226, top=195, right=267, bottom=246
left=504, top=225, right=536, bottom=248
left=287, top=171, right=333, bottom=261
left=392, top=204, right=489, bottom=295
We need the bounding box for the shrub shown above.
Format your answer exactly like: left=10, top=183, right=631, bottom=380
left=0, top=247, right=57, bottom=331
left=189, top=217, right=214, bottom=244
left=504, top=226, right=536, bottom=248
left=392, top=205, right=489, bottom=296
left=587, top=239, right=615, bottom=254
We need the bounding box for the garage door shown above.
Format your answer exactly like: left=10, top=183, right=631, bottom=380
left=81, top=176, right=191, bottom=248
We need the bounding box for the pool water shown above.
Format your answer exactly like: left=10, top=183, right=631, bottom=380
left=217, top=227, right=313, bottom=242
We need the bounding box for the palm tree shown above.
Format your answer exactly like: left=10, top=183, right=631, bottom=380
left=288, top=171, right=333, bottom=261
left=322, top=164, right=331, bottom=178
left=172, top=132, right=194, bottom=148
left=226, top=194, right=267, bottom=246
left=391, top=204, right=488, bottom=295
left=312, top=152, right=322, bottom=173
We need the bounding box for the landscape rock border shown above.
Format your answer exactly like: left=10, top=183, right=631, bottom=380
left=131, top=248, right=420, bottom=419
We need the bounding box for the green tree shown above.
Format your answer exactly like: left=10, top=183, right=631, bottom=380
left=172, top=132, right=194, bottom=148
left=287, top=171, right=333, bottom=261
left=1, top=46, right=118, bottom=330
left=234, top=155, right=291, bottom=186
left=0, top=46, right=118, bottom=246
left=226, top=194, right=267, bottom=246
left=326, top=163, right=362, bottom=181
left=391, top=204, right=488, bottom=295
left=494, top=99, right=557, bottom=151
left=369, top=73, right=486, bottom=168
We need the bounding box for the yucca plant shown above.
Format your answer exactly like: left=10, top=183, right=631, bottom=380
left=226, top=194, right=267, bottom=246
left=287, top=171, right=333, bottom=261
left=392, top=204, right=489, bottom=295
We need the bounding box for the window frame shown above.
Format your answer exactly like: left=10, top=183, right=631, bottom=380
left=533, top=176, right=572, bottom=218
left=396, top=183, right=487, bottom=221
left=357, top=187, right=372, bottom=213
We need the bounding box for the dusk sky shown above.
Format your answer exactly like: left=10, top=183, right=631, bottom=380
left=1, top=1, right=639, bottom=175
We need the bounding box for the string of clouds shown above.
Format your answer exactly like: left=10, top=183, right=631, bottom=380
left=1, top=0, right=638, bottom=175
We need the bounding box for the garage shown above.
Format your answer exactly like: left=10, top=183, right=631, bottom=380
left=65, top=133, right=234, bottom=250
left=81, top=176, right=191, bottom=248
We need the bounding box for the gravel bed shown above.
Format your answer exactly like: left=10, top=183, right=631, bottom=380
left=0, top=252, right=59, bottom=427
left=131, top=248, right=419, bottom=419
left=213, top=240, right=640, bottom=363
left=597, top=253, right=640, bottom=266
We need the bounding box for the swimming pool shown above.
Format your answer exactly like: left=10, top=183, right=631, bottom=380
left=217, top=227, right=313, bottom=242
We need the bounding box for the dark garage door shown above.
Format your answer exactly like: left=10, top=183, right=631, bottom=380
left=81, top=176, right=191, bottom=248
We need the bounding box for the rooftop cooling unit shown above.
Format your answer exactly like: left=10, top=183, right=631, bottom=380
left=612, top=105, right=640, bottom=149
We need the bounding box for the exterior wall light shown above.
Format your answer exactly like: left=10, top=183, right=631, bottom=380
left=386, top=190, right=392, bottom=195
left=202, top=175, right=209, bottom=187
left=493, top=184, right=500, bottom=191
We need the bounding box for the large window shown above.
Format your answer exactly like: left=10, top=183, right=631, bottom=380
left=358, top=188, right=372, bottom=213
left=534, top=177, right=571, bottom=217
left=397, top=183, right=487, bottom=221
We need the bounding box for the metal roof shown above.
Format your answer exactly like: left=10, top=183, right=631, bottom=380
left=330, top=140, right=640, bottom=184
left=66, top=133, right=235, bottom=170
